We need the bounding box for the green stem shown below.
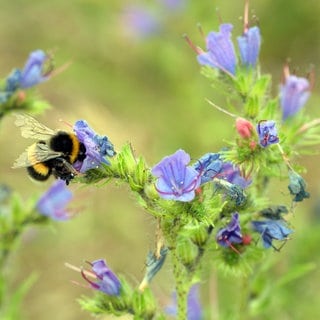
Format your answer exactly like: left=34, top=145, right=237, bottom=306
left=238, top=276, right=250, bottom=320
left=160, top=217, right=191, bottom=320
left=0, top=213, right=47, bottom=268
left=171, top=251, right=189, bottom=320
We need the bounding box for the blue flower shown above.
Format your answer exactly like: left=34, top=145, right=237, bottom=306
left=193, top=153, right=250, bottom=188
left=81, top=259, right=121, bottom=295
left=158, top=0, right=186, bottom=11
left=251, top=220, right=293, bottom=249
left=73, top=120, right=115, bottom=173
left=186, top=285, right=203, bottom=320
left=192, top=152, right=222, bottom=184
left=280, top=74, right=310, bottom=121
left=5, top=69, right=22, bottom=92
left=0, top=50, right=52, bottom=104
left=197, top=23, right=237, bottom=75
left=121, top=6, right=160, bottom=40
left=151, top=149, right=201, bottom=202
left=216, top=213, right=243, bottom=248
left=237, top=26, right=261, bottom=67
left=288, top=171, right=310, bottom=202
left=139, top=247, right=168, bottom=291
left=19, top=50, right=52, bottom=88
left=0, top=69, right=22, bottom=103
left=220, top=161, right=251, bottom=189
left=256, top=120, right=279, bottom=147
left=36, top=180, right=73, bottom=221
left=165, top=284, right=203, bottom=320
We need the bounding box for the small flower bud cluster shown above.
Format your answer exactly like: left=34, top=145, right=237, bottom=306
left=0, top=50, right=53, bottom=104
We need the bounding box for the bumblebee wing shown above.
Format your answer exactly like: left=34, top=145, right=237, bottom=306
left=15, top=113, right=56, bottom=140
left=13, top=143, right=63, bottom=168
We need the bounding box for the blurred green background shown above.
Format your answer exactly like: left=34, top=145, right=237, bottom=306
left=1, top=0, right=320, bottom=319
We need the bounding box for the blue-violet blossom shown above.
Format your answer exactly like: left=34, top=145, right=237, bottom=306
left=251, top=220, right=293, bottom=249
left=237, top=26, right=261, bottom=67
left=256, top=120, right=279, bottom=147
left=81, top=259, right=121, bottom=295
left=192, top=152, right=222, bottom=184
left=73, top=120, right=115, bottom=173
left=151, top=149, right=201, bottom=202
left=220, top=161, right=251, bottom=189
left=197, top=23, right=237, bottom=75
left=158, top=0, right=186, bottom=11
left=121, top=6, right=160, bottom=40
left=193, top=152, right=250, bottom=188
left=216, top=213, right=243, bottom=248
left=165, top=284, right=203, bottom=320
left=280, top=74, right=310, bottom=121
left=36, top=180, right=73, bottom=221
left=18, top=50, right=52, bottom=88
left=0, top=50, right=52, bottom=103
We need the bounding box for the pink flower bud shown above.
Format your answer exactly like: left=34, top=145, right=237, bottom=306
left=236, top=117, right=254, bottom=138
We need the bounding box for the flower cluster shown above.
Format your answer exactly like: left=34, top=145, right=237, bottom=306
left=0, top=50, right=53, bottom=104
left=2, top=1, right=317, bottom=320
left=195, top=21, right=261, bottom=76
left=73, top=120, right=115, bottom=173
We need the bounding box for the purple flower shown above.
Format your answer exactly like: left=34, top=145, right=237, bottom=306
left=256, top=120, right=279, bottom=147
left=288, top=171, right=310, bottom=202
left=197, top=23, right=237, bottom=75
left=192, top=152, right=222, bottom=184
left=193, top=153, right=250, bottom=188
left=19, top=50, right=52, bottom=88
left=81, top=259, right=121, bottom=296
left=151, top=149, right=201, bottom=202
left=120, top=6, right=160, bottom=40
left=158, top=0, right=186, bottom=11
left=251, top=220, right=293, bottom=249
left=36, top=180, right=73, bottom=221
left=216, top=213, right=243, bottom=248
left=165, top=284, right=203, bottom=320
left=237, top=26, right=261, bottom=67
left=220, top=162, right=251, bottom=189
left=280, top=75, right=310, bottom=120
left=186, top=285, right=203, bottom=320
left=73, top=120, right=115, bottom=173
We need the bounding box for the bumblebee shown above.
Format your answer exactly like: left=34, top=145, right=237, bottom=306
left=13, top=114, right=86, bottom=184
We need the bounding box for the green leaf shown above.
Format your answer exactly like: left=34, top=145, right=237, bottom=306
left=275, top=262, right=316, bottom=287
left=1, top=274, right=38, bottom=320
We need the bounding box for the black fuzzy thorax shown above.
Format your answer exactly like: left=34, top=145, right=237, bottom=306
left=50, top=132, right=75, bottom=162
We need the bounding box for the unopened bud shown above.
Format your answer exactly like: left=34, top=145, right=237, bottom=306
left=176, top=238, right=198, bottom=266
left=236, top=117, right=254, bottom=138
left=189, top=225, right=209, bottom=246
